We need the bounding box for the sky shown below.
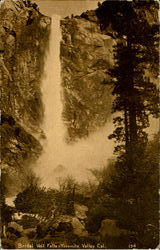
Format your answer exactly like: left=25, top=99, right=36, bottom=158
left=33, top=0, right=103, bottom=17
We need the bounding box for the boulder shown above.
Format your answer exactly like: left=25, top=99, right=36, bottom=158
left=74, top=203, right=88, bottom=220
left=12, top=212, right=24, bottom=220
left=22, top=228, right=36, bottom=236
left=53, top=215, right=88, bottom=237
left=53, top=214, right=72, bottom=228
left=71, top=217, right=88, bottom=237
left=56, top=222, right=73, bottom=233
left=99, top=219, right=128, bottom=238
left=8, top=222, right=23, bottom=233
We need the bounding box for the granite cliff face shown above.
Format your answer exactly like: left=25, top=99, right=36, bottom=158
left=1, top=0, right=50, bottom=196
left=60, top=13, right=115, bottom=142
left=1, top=0, right=50, bottom=135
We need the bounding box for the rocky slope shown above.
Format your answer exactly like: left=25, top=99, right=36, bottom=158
left=1, top=113, right=42, bottom=196
left=1, top=0, right=50, bottom=196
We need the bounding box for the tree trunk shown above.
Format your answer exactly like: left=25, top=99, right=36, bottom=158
left=127, top=38, right=137, bottom=162
left=124, top=102, right=129, bottom=154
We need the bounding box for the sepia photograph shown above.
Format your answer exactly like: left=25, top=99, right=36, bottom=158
left=0, top=0, right=159, bottom=249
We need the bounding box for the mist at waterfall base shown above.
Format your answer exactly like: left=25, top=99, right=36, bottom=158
left=35, top=15, right=115, bottom=189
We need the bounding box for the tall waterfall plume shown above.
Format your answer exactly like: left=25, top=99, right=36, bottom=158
left=36, top=15, right=66, bottom=187
left=36, top=15, right=115, bottom=189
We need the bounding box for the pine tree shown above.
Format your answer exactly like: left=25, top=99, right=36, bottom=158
left=97, top=0, right=159, bottom=157
left=96, top=0, right=159, bottom=247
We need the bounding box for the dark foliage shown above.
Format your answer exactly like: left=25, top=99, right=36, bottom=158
left=1, top=238, right=16, bottom=249
left=93, top=1, right=159, bottom=248
left=18, top=215, right=39, bottom=229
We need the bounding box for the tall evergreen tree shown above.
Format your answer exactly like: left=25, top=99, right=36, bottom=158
left=96, top=0, right=159, bottom=247
left=97, top=0, right=159, bottom=157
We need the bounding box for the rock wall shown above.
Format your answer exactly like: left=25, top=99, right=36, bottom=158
left=61, top=13, right=115, bottom=142
left=1, top=0, right=51, bottom=196
left=1, top=0, right=50, bottom=135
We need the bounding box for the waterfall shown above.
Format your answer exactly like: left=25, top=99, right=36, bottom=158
left=36, top=15, right=66, bottom=188
left=36, top=15, right=115, bottom=189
